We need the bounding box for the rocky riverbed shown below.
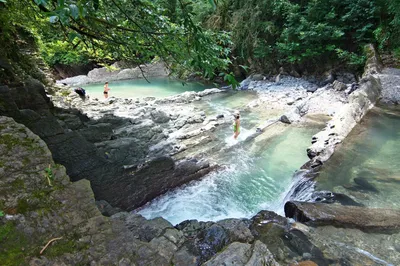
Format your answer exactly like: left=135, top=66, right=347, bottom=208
left=2, top=45, right=400, bottom=265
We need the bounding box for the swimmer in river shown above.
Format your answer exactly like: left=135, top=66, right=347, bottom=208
left=103, top=82, right=110, bottom=99
left=233, top=110, right=240, bottom=139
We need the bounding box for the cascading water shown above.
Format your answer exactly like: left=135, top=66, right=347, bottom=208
left=138, top=123, right=321, bottom=225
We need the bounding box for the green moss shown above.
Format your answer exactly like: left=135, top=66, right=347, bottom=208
left=43, top=239, right=77, bottom=257
left=10, top=178, right=25, bottom=190
left=0, top=133, right=38, bottom=151
left=16, top=198, right=30, bottom=214
left=0, top=221, right=28, bottom=266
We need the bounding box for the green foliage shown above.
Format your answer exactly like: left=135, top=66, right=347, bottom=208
left=194, top=0, right=400, bottom=74
left=40, top=41, right=90, bottom=66
left=45, top=165, right=54, bottom=186
left=0, top=210, right=4, bottom=217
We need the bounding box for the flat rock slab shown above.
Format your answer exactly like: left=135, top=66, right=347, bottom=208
left=285, top=201, right=400, bottom=233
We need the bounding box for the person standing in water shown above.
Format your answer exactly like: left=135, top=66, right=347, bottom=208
left=233, top=110, right=240, bottom=139
left=103, top=82, right=110, bottom=99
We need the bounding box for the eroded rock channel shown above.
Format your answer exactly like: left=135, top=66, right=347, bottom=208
left=1, top=47, right=400, bottom=265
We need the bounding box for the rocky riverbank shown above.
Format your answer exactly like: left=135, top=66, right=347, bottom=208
left=57, top=62, right=169, bottom=86
left=2, top=120, right=396, bottom=265
left=2, top=42, right=400, bottom=265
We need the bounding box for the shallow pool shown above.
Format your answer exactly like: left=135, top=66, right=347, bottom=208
left=316, top=106, right=400, bottom=209
left=82, top=78, right=213, bottom=99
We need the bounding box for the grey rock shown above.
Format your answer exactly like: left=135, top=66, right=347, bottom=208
left=284, top=201, right=400, bottom=233
left=55, top=113, right=83, bottom=130
left=120, top=213, right=173, bottom=242
left=151, top=110, right=170, bottom=123
left=252, top=74, right=265, bottom=81
left=78, top=123, right=113, bottom=143
left=95, top=200, right=123, bottom=217
left=246, top=240, right=279, bottom=266
left=333, top=80, right=347, bottom=91
left=196, top=224, right=230, bottom=262
left=335, top=72, right=357, bottom=84
left=378, top=68, right=400, bottom=105
left=280, top=115, right=291, bottom=124
left=172, top=246, right=199, bottom=266
left=217, top=219, right=254, bottom=243
left=203, top=242, right=252, bottom=266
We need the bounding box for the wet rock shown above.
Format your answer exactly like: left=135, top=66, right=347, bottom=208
left=280, top=115, right=291, bottom=124
left=311, top=191, right=334, bottom=203
left=251, top=211, right=287, bottom=227
left=217, top=218, right=254, bottom=243
left=196, top=224, right=230, bottom=262
left=284, top=201, right=400, bottom=232
left=332, top=193, right=364, bottom=206
left=353, top=177, right=379, bottom=193
left=175, top=220, right=214, bottom=239
left=283, top=229, right=331, bottom=265
left=109, top=157, right=212, bottom=210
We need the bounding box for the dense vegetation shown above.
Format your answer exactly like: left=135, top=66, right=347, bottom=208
left=198, top=0, right=400, bottom=75
left=1, top=0, right=400, bottom=84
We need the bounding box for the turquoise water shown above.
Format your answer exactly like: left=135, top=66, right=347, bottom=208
left=138, top=125, right=319, bottom=225
left=82, top=78, right=213, bottom=99
left=316, top=106, right=400, bottom=209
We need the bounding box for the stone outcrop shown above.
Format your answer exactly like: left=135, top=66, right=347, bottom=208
left=3, top=116, right=395, bottom=265
left=0, top=116, right=165, bottom=265
left=378, top=67, right=400, bottom=105
left=304, top=45, right=383, bottom=166
left=58, top=62, right=169, bottom=86
left=1, top=77, right=227, bottom=211
left=284, top=201, right=400, bottom=233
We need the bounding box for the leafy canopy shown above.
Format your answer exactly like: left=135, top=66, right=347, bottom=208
left=1, top=0, right=233, bottom=81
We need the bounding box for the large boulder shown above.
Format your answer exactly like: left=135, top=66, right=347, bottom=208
left=378, top=68, right=400, bottom=105
left=99, top=156, right=212, bottom=210
left=0, top=85, right=20, bottom=117
left=9, top=79, right=51, bottom=113
left=284, top=201, right=400, bottom=233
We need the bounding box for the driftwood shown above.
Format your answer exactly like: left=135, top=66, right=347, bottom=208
left=40, top=237, right=63, bottom=255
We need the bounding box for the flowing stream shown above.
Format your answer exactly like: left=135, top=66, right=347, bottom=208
left=137, top=88, right=322, bottom=225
